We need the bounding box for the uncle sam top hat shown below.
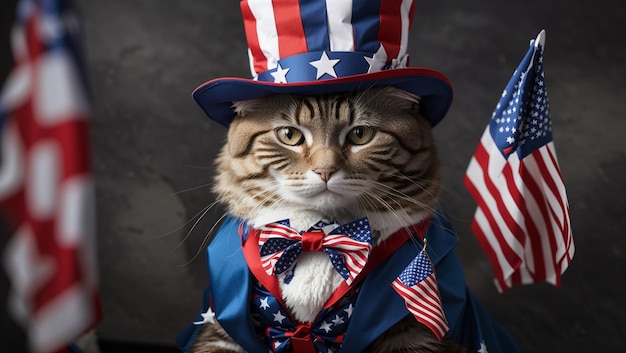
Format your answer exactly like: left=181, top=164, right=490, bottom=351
left=192, top=0, right=453, bottom=127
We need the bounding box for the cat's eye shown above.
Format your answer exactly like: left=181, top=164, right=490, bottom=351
left=346, top=126, right=376, bottom=145
left=276, top=127, right=305, bottom=146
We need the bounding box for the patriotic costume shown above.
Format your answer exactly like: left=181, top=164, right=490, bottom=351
left=177, top=211, right=520, bottom=353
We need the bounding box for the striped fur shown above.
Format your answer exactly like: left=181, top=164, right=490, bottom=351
left=192, top=87, right=469, bottom=353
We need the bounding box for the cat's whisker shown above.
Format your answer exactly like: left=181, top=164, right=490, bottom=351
left=179, top=213, right=230, bottom=267
left=365, top=180, right=436, bottom=214
left=377, top=169, right=442, bottom=198
left=356, top=184, right=431, bottom=248
left=171, top=182, right=216, bottom=196
left=367, top=173, right=458, bottom=236
left=158, top=202, right=216, bottom=240
left=173, top=202, right=218, bottom=251
left=364, top=199, right=410, bottom=239
left=238, top=182, right=286, bottom=222
left=378, top=174, right=445, bottom=221
left=360, top=192, right=406, bottom=226
left=173, top=183, right=265, bottom=253
left=353, top=84, right=385, bottom=107
left=357, top=195, right=389, bottom=226
left=184, top=164, right=215, bottom=170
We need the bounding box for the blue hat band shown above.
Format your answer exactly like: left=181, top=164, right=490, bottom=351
left=256, top=50, right=404, bottom=84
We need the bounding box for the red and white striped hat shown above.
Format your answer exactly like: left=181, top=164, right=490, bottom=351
left=193, top=0, right=453, bottom=127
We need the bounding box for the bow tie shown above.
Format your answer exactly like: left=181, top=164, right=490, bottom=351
left=259, top=218, right=372, bottom=285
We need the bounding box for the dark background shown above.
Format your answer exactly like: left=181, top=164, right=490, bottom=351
left=2, top=0, right=625, bottom=352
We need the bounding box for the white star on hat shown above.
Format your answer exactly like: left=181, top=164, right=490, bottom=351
left=310, top=51, right=340, bottom=79
left=270, top=63, right=290, bottom=83
left=365, top=44, right=388, bottom=73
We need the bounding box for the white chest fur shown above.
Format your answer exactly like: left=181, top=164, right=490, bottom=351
left=277, top=252, right=344, bottom=323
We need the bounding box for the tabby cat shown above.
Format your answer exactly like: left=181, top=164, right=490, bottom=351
left=189, top=86, right=470, bottom=353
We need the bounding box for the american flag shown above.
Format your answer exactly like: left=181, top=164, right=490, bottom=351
left=0, top=0, right=100, bottom=352
left=259, top=218, right=372, bottom=285
left=464, top=30, right=574, bottom=292
left=391, top=244, right=448, bottom=340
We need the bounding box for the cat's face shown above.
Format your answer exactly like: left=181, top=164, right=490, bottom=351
left=214, top=87, right=441, bottom=225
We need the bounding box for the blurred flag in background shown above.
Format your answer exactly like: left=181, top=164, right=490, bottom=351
left=464, top=30, right=574, bottom=292
left=0, top=0, right=100, bottom=352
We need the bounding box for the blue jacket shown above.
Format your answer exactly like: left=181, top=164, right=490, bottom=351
left=178, top=211, right=519, bottom=353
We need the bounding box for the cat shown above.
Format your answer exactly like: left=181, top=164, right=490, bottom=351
left=188, top=86, right=470, bottom=353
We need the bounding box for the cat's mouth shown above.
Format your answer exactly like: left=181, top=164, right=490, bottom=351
left=306, top=189, right=353, bottom=210
left=276, top=170, right=364, bottom=210
left=292, top=184, right=358, bottom=210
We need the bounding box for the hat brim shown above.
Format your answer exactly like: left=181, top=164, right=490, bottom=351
left=192, top=67, right=453, bottom=127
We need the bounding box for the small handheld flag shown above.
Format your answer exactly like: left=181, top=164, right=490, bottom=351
left=392, top=240, right=449, bottom=340
left=464, top=30, right=574, bottom=292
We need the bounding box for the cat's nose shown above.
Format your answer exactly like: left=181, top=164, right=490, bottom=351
left=313, top=167, right=337, bottom=182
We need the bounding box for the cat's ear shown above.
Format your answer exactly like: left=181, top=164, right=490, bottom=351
left=227, top=99, right=271, bottom=157
left=226, top=116, right=267, bottom=157
left=360, top=87, right=422, bottom=118
left=382, top=87, right=421, bottom=111
left=232, top=98, right=265, bottom=116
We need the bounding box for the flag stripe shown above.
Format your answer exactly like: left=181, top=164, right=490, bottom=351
left=325, top=0, right=354, bottom=51
left=521, top=154, right=559, bottom=284
left=273, top=0, right=308, bottom=58
left=31, top=285, right=93, bottom=352
left=469, top=208, right=511, bottom=290
left=537, top=145, right=572, bottom=261
left=397, top=0, right=413, bottom=61
left=501, top=156, right=543, bottom=277
left=244, top=0, right=279, bottom=72
left=377, top=0, right=402, bottom=61
left=401, top=277, right=446, bottom=320
left=351, top=0, right=381, bottom=53
left=392, top=276, right=448, bottom=339
left=241, top=0, right=268, bottom=74
left=532, top=148, right=567, bottom=230
left=299, top=0, right=330, bottom=53
left=466, top=140, right=525, bottom=267
left=392, top=281, right=447, bottom=333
